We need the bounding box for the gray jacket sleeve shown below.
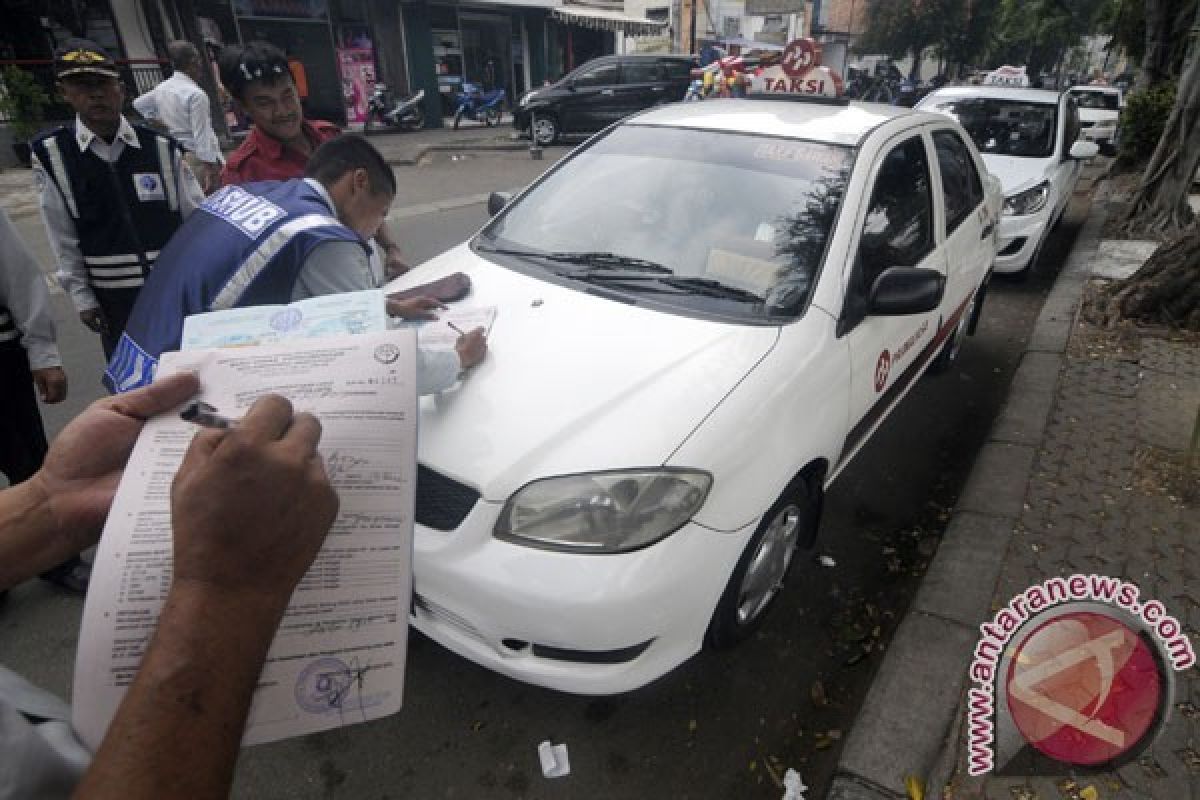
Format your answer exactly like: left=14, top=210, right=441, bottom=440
left=0, top=209, right=61, bottom=370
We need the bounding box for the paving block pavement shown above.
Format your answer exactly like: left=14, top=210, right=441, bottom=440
left=828, top=178, right=1200, bottom=800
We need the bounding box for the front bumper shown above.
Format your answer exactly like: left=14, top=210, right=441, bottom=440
left=994, top=205, right=1053, bottom=274
left=409, top=498, right=754, bottom=694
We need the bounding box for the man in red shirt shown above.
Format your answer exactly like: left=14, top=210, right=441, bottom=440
left=218, top=41, right=409, bottom=277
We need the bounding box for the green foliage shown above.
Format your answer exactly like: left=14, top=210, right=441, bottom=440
left=0, top=66, right=51, bottom=142
left=1117, top=81, right=1176, bottom=168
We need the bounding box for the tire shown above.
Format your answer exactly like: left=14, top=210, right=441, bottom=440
left=363, top=111, right=379, bottom=135
left=930, top=288, right=980, bottom=373
left=453, top=108, right=464, bottom=130
left=484, top=107, right=502, bottom=127
left=409, top=107, right=425, bottom=131
left=706, top=475, right=820, bottom=649
left=531, top=115, right=559, bottom=146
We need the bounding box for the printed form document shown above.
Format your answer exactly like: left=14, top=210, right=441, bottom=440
left=73, top=329, right=417, bottom=749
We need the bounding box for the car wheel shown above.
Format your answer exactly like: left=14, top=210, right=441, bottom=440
left=930, top=288, right=980, bottom=373
left=706, top=475, right=820, bottom=649
left=532, top=115, right=559, bottom=146
left=409, top=107, right=425, bottom=130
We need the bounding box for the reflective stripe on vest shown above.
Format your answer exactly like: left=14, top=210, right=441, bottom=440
left=40, top=136, right=79, bottom=218
left=104, top=332, right=156, bottom=392
left=157, top=136, right=179, bottom=212
left=210, top=213, right=342, bottom=310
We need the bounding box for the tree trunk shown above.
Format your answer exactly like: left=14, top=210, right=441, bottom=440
left=1086, top=229, right=1200, bottom=330
left=1126, top=0, right=1200, bottom=235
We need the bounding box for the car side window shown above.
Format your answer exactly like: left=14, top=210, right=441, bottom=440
left=623, top=61, right=660, bottom=83
left=932, top=130, right=984, bottom=235
left=843, top=136, right=934, bottom=330
left=574, top=63, right=619, bottom=87
left=660, top=60, right=692, bottom=80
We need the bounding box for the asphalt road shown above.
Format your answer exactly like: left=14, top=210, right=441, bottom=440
left=0, top=151, right=1103, bottom=800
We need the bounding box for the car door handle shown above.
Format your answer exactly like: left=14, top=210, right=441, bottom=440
left=981, top=222, right=994, bottom=239
left=600, top=89, right=614, bottom=96
left=652, top=86, right=665, bottom=91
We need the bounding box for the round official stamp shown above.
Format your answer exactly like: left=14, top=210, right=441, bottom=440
left=374, top=342, right=402, bottom=364
left=269, top=308, right=303, bottom=332
left=294, top=657, right=351, bottom=714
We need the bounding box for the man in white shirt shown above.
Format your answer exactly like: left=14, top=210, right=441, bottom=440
left=32, top=38, right=205, bottom=359
left=133, top=41, right=224, bottom=193
left=0, top=209, right=89, bottom=594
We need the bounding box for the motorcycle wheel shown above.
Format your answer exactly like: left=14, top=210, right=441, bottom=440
left=484, top=107, right=502, bottom=127
left=453, top=108, right=464, bottom=130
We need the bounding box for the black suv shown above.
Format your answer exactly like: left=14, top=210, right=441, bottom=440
left=514, top=54, right=697, bottom=145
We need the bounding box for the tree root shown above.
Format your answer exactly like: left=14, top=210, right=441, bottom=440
left=1082, top=228, right=1200, bottom=331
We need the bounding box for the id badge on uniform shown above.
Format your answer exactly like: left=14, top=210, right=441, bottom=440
left=133, top=172, right=165, bottom=202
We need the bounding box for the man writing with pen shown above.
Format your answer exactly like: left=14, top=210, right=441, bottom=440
left=105, top=135, right=487, bottom=395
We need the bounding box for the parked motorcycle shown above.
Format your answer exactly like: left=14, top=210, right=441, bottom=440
left=452, top=82, right=506, bottom=129
left=364, top=85, right=426, bottom=133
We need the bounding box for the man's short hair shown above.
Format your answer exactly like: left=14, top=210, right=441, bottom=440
left=218, top=41, right=290, bottom=101
left=305, top=135, right=396, bottom=196
left=167, top=41, right=200, bottom=71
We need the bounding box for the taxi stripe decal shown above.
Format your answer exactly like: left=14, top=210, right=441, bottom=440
left=839, top=292, right=975, bottom=467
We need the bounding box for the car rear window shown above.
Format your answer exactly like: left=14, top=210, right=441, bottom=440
left=477, top=125, right=853, bottom=320
left=924, top=97, right=1059, bottom=158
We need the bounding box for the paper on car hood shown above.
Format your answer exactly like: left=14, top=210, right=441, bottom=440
left=980, top=154, right=1056, bottom=196
left=388, top=244, right=780, bottom=502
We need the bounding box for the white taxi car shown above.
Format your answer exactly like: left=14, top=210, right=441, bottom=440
left=917, top=86, right=1099, bottom=277
left=1068, top=85, right=1123, bottom=155
left=389, top=96, right=1001, bottom=694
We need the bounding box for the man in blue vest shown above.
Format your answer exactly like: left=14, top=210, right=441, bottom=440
left=106, top=135, right=486, bottom=394
left=32, top=38, right=204, bottom=359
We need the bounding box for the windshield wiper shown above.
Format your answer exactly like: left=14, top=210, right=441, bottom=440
left=656, top=276, right=765, bottom=302
left=541, top=252, right=673, bottom=273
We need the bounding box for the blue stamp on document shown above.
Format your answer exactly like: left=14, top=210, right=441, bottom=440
left=269, top=308, right=303, bottom=333
left=294, top=657, right=354, bottom=714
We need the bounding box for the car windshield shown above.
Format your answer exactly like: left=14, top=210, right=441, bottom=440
left=1069, top=89, right=1120, bottom=110
left=924, top=97, right=1059, bottom=158
left=475, top=125, right=852, bottom=319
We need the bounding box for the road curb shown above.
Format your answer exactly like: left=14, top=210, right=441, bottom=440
left=825, top=180, right=1114, bottom=800
left=383, top=139, right=530, bottom=166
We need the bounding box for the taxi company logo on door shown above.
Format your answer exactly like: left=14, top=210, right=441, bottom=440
left=966, top=575, right=1195, bottom=775
left=874, top=350, right=891, bottom=392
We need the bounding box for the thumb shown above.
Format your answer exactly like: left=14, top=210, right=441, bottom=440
left=105, top=372, right=201, bottom=421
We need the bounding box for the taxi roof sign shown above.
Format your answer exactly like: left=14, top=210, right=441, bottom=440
left=747, top=38, right=844, bottom=99
left=983, top=65, right=1030, bottom=87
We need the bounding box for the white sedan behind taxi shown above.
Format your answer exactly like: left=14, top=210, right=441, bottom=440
left=917, top=86, right=1098, bottom=277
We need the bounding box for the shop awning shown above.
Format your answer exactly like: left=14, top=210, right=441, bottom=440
left=551, top=6, right=668, bottom=35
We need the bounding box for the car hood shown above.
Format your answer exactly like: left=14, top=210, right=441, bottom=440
left=387, top=245, right=780, bottom=502
left=980, top=154, right=1056, bottom=196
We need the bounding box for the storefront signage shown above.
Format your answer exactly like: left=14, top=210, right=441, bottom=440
left=746, top=0, right=805, bottom=15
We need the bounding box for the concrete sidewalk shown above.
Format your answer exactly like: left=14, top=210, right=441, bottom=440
left=829, top=187, right=1199, bottom=799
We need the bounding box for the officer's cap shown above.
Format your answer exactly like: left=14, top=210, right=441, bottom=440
left=55, top=38, right=120, bottom=80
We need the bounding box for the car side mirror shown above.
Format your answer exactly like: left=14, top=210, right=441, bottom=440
left=868, top=267, right=945, bottom=316
left=487, top=191, right=513, bottom=216
left=1070, top=140, right=1100, bottom=160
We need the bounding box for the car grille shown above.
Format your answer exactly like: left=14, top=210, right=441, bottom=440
left=1081, top=120, right=1096, bottom=128
left=412, top=593, right=488, bottom=645
left=415, top=464, right=479, bottom=531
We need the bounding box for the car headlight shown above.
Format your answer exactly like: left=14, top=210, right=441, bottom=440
left=519, top=91, right=536, bottom=107
left=1003, top=182, right=1051, bottom=216
left=495, top=469, right=712, bottom=553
